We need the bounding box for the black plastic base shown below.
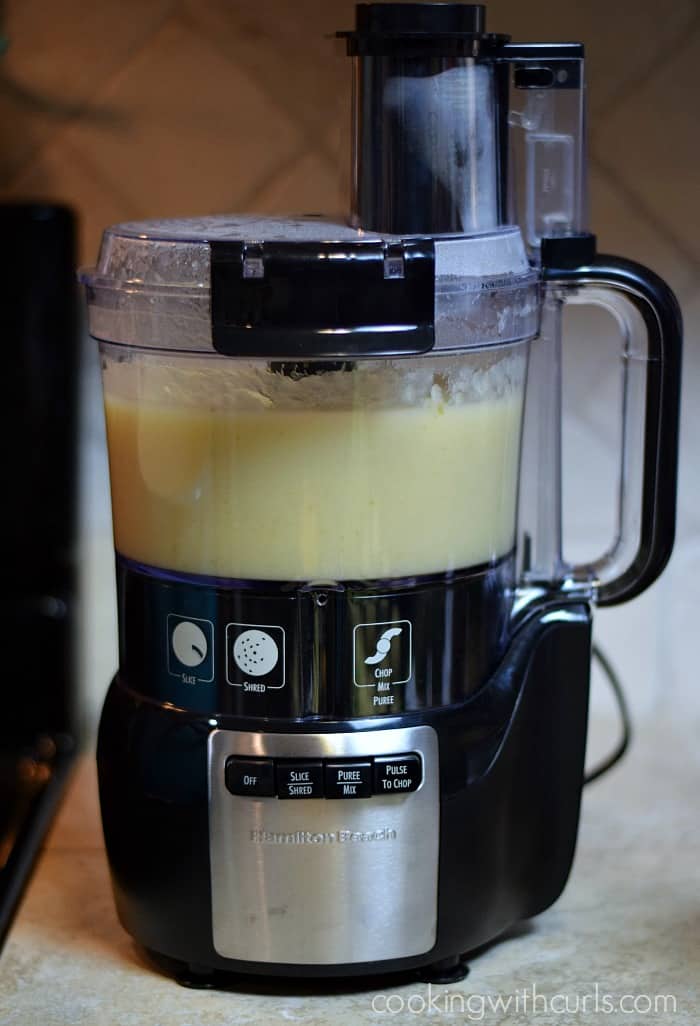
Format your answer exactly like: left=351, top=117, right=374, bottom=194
left=97, top=600, right=591, bottom=981
left=146, top=947, right=469, bottom=993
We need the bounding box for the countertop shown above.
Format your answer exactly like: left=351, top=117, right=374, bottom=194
left=1, top=718, right=699, bottom=1026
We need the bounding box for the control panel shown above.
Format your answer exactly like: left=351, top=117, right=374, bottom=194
left=208, top=725, right=439, bottom=965
left=225, top=752, right=422, bottom=799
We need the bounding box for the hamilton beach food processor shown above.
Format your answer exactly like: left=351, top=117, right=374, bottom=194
left=81, top=4, right=682, bottom=983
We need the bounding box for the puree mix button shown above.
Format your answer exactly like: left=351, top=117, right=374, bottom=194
left=277, top=761, right=324, bottom=799
left=325, top=761, right=373, bottom=799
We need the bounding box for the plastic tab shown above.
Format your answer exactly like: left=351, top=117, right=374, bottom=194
left=210, top=238, right=435, bottom=359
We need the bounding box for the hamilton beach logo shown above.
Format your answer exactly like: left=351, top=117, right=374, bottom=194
left=249, top=827, right=397, bottom=845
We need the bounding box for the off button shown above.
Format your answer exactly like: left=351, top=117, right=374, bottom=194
left=374, top=754, right=422, bottom=794
left=225, top=757, right=275, bottom=797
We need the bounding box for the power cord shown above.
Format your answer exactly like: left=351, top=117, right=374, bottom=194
left=584, top=643, right=632, bottom=786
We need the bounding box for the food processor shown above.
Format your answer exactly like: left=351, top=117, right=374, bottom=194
left=81, top=3, right=682, bottom=983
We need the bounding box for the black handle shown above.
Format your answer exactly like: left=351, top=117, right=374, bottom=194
left=545, top=255, right=682, bottom=606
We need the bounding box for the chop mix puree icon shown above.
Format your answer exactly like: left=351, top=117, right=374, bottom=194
left=353, top=620, right=412, bottom=687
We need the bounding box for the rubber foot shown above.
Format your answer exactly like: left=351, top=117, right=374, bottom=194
left=174, top=962, right=217, bottom=989
left=419, top=955, right=470, bottom=984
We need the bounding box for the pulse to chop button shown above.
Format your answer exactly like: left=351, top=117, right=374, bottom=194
left=374, top=753, right=422, bottom=794
left=277, top=761, right=324, bottom=799
left=225, top=757, right=275, bottom=797
left=325, top=761, right=372, bottom=799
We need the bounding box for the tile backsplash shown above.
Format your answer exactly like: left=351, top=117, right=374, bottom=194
left=2, top=0, right=697, bottom=726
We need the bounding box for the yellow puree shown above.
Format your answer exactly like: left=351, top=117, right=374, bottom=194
left=104, top=393, right=523, bottom=581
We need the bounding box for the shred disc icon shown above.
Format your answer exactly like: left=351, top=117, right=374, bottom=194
left=233, top=629, right=279, bottom=677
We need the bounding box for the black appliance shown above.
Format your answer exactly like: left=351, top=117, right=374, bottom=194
left=0, top=203, right=79, bottom=947
left=80, top=5, right=681, bottom=983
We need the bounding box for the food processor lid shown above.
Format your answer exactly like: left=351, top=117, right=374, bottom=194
left=80, top=214, right=538, bottom=356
